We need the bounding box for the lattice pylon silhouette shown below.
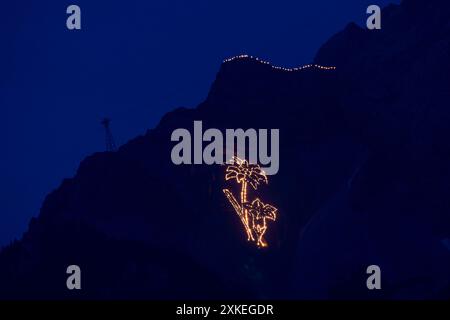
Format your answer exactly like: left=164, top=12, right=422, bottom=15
left=101, top=117, right=117, bottom=152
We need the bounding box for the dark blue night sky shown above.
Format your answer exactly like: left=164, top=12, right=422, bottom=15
left=1, top=0, right=398, bottom=246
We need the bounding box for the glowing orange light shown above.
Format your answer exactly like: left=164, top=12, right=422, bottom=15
left=223, top=156, right=278, bottom=248
left=223, top=54, right=336, bottom=72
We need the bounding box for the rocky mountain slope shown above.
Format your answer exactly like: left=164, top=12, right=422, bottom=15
left=1, top=0, right=449, bottom=299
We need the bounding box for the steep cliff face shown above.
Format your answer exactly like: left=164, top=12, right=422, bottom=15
left=298, top=0, right=450, bottom=299
left=1, top=0, right=450, bottom=299
left=315, top=0, right=450, bottom=147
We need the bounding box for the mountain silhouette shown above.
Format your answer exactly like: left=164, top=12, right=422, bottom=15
left=1, top=0, right=450, bottom=299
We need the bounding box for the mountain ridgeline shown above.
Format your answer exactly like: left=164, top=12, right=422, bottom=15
left=1, top=0, right=450, bottom=299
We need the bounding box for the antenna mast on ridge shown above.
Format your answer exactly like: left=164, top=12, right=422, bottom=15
left=101, top=117, right=117, bottom=152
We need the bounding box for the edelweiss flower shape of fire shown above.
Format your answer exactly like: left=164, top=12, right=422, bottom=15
left=243, top=199, right=277, bottom=247
left=243, top=199, right=277, bottom=222
left=223, top=156, right=278, bottom=248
